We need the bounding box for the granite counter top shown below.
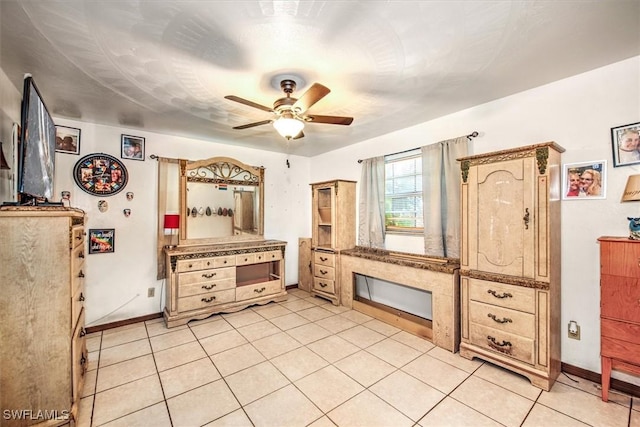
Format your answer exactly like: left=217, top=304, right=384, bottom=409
left=341, top=246, right=460, bottom=274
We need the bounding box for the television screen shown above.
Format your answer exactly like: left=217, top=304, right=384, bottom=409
left=19, top=76, right=56, bottom=202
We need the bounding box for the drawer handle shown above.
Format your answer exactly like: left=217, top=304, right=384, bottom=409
left=76, top=234, right=83, bottom=241
left=523, top=208, right=530, bottom=229
left=207, top=261, right=211, bottom=266
left=188, top=264, right=193, bottom=268
left=201, top=296, right=216, bottom=303
left=79, top=252, right=85, bottom=259
left=79, top=328, right=86, bottom=338
left=319, top=282, right=328, bottom=288
left=78, top=270, right=85, bottom=278
left=320, top=269, right=328, bottom=275
left=79, top=293, right=85, bottom=302
left=80, top=354, right=87, bottom=365
left=487, top=289, right=512, bottom=299
left=224, top=260, right=228, bottom=264
left=271, top=254, right=275, bottom=258
left=487, top=335, right=512, bottom=353
left=254, top=287, right=266, bottom=294
left=244, top=258, right=248, bottom=262
left=202, top=273, right=216, bottom=278
left=202, top=284, right=216, bottom=290
left=320, top=256, right=328, bottom=262
left=488, top=314, right=512, bottom=324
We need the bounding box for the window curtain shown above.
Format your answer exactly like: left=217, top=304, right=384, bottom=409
left=422, top=136, right=468, bottom=258
left=156, top=157, right=172, bottom=280
left=358, top=156, right=386, bottom=248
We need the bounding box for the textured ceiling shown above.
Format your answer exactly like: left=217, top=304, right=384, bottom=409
left=1, top=1, right=639, bottom=157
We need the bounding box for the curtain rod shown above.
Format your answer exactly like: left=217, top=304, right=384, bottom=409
left=357, top=131, right=479, bottom=163
left=149, top=154, right=180, bottom=163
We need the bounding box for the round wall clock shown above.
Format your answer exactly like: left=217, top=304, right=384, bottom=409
left=73, top=153, right=128, bottom=196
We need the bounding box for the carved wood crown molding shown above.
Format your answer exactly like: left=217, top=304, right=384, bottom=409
left=459, top=145, right=554, bottom=183
left=186, top=160, right=261, bottom=186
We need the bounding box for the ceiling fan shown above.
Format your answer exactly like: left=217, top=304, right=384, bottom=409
left=225, top=79, right=353, bottom=140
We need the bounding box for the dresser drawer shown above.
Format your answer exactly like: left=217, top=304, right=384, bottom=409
left=177, top=257, right=219, bottom=272
left=71, top=244, right=86, bottom=275
left=601, top=318, right=640, bottom=345
left=72, top=286, right=86, bottom=330
left=72, top=263, right=86, bottom=298
left=178, top=288, right=236, bottom=311
left=314, top=251, right=335, bottom=267
left=601, top=275, right=640, bottom=323
left=255, top=250, right=282, bottom=263
left=469, top=278, right=535, bottom=314
left=601, top=336, right=640, bottom=366
left=469, top=323, right=534, bottom=365
left=72, top=225, right=85, bottom=249
left=600, top=239, right=640, bottom=278
left=71, top=309, right=87, bottom=403
left=236, top=253, right=256, bottom=265
left=236, top=279, right=282, bottom=301
left=469, top=300, right=535, bottom=338
left=314, top=264, right=335, bottom=281
left=180, top=278, right=236, bottom=297
left=179, top=266, right=235, bottom=287
left=313, top=277, right=336, bottom=295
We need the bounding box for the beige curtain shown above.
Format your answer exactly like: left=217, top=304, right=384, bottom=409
left=422, top=136, right=468, bottom=258
left=156, top=157, right=175, bottom=280
left=358, top=156, right=386, bottom=248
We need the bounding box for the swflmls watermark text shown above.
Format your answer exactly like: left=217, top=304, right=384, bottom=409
left=2, top=409, right=70, bottom=421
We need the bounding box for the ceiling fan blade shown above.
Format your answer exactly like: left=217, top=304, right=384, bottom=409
left=306, top=115, right=353, bottom=125
left=232, top=120, right=273, bottom=130
left=225, top=95, right=273, bottom=113
left=292, top=83, right=330, bottom=113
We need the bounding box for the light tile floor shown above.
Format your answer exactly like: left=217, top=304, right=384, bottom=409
left=78, top=289, right=640, bottom=427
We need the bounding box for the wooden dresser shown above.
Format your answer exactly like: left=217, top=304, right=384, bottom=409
left=598, top=236, right=640, bottom=402
left=310, top=180, right=356, bottom=305
left=164, top=239, right=286, bottom=327
left=458, top=142, right=564, bottom=391
left=0, top=206, right=88, bottom=426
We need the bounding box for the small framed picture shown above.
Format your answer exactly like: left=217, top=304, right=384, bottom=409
left=562, top=160, right=607, bottom=200
left=121, top=134, right=145, bottom=161
left=611, top=121, right=640, bottom=167
left=88, top=228, right=115, bottom=254
left=55, top=125, right=81, bottom=155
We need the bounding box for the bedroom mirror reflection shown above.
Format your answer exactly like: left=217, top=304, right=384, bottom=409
left=178, top=156, right=264, bottom=245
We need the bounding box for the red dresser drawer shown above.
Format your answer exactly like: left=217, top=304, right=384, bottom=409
left=600, top=238, right=640, bottom=278
left=600, top=275, right=640, bottom=323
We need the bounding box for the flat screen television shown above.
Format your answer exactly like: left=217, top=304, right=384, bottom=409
left=17, top=75, right=57, bottom=204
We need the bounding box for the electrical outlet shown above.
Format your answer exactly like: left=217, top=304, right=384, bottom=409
left=148, top=287, right=155, bottom=298
left=568, top=320, right=580, bottom=340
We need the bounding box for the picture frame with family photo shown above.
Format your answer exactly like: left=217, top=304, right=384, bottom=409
left=562, top=160, right=606, bottom=200
left=611, top=121, right=640, bottom=167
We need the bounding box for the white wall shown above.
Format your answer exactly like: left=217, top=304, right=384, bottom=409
left=47, top=118, right=312, bottom=327
left=310, top=56, right=640, bottom=383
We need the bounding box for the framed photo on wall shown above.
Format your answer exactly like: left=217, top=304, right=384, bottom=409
left=611, top=121, right=640, bottom=167
left=562, top=160, right=607, bottom=200
left=55, top=125, right=81, bottom=155
left=88, top=228, right=115, bottom=254
left=121, top=134, right=145, bottom=161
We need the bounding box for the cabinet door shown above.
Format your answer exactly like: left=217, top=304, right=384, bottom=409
left=467, top=157, right=536, bottom=277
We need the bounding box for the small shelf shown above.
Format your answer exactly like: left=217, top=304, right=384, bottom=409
left=318, top=207, right=332, bottom=223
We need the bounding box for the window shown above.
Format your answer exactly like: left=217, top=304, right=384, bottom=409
left=385, top=150, right=423, bottom=232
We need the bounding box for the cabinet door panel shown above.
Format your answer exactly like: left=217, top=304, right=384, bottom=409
left=475, top=159, right=534, bottom=277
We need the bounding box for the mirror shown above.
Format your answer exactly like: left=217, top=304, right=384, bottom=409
left=178, top=156, right=264, bottom=245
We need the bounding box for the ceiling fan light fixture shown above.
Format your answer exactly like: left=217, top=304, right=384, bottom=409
left=273, top=116, right=304, bottom=139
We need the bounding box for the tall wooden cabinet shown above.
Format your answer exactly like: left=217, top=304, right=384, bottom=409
left=598, top=236, right=640, bottom=402
left=310, top=180, right=356, bottom=305
left=0, top=206, right=88, bottom=426
left=458, top=142, right=564, bottom=391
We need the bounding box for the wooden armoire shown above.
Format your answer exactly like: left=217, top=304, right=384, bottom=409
left=458, top=142, right=564, bottom=391
left=0, top=206, right=88, bottom=426
left=310, top=180, right=356, bottom=305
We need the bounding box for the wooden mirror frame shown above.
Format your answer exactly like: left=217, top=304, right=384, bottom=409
left=178, top=156, right=265, bottom=245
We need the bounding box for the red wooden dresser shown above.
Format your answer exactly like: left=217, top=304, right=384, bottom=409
left=598, top=236, right=640, bottom=402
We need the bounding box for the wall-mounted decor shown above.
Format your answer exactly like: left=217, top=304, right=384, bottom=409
left=562, top=160, right=607, bottom=200
left=98, top=200, right=109, bottom=213
left=123, top=208, right=131, bottom=217
left=73, top=153, right=128, bottom=196
left=55, top=125, right=81, bottom=155
left=126, top=191, right=134, bottom=201
left=121, top=134, right=145, bottom=161
left=611, top=121, right=640, bottom=167
left=88, top=228, right=115, bottom=254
